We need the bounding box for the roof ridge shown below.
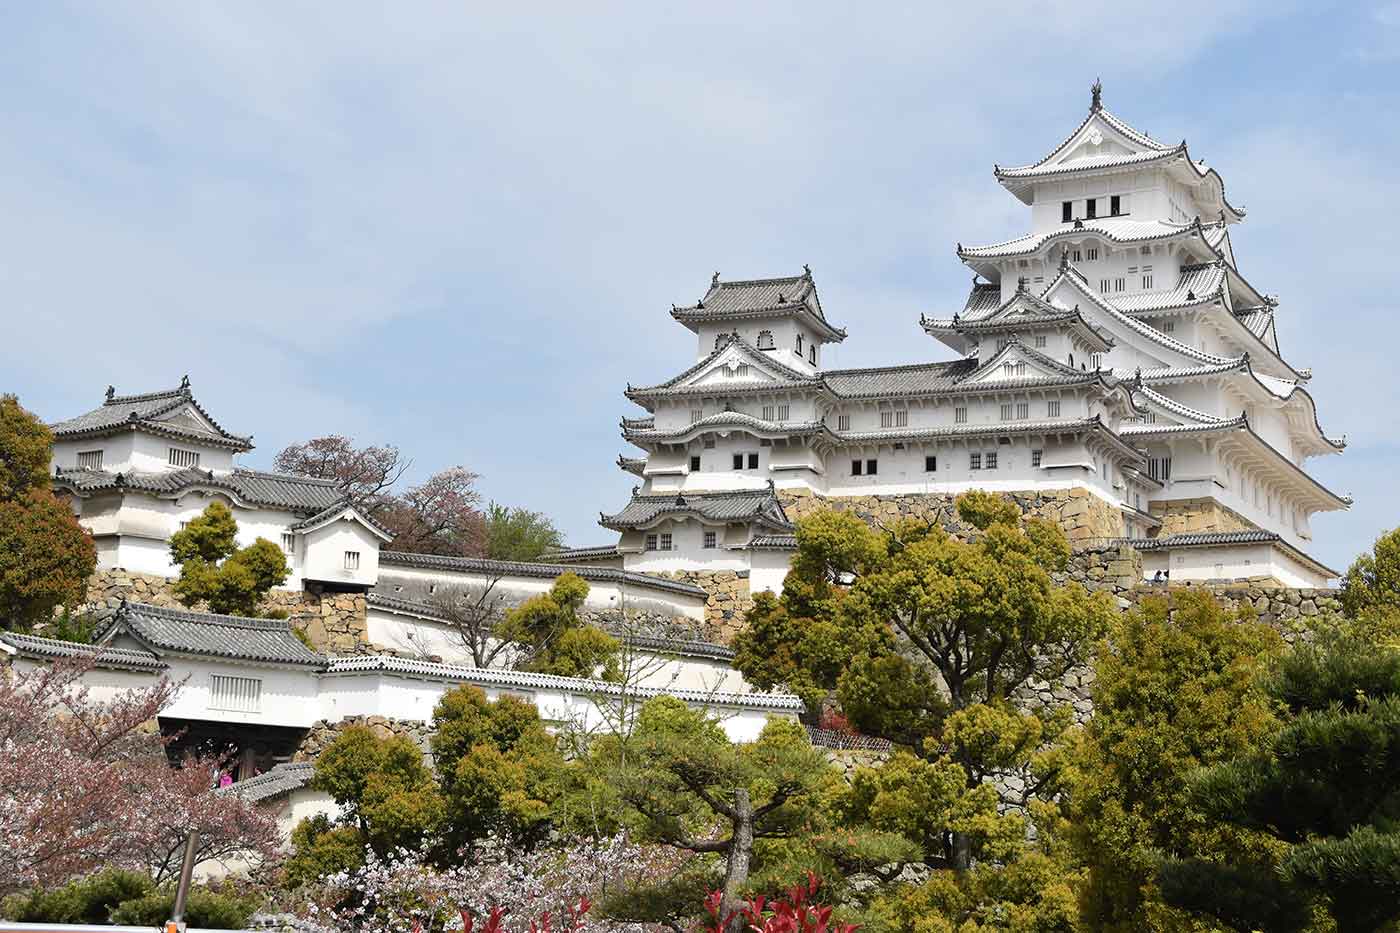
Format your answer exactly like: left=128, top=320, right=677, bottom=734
left=821, top=359, right=972, bottom=377
left=713, top=272, right=807, bottom=288
left=104, top=387, right=187, bottom=406
left=125, top=601, right=299, bottom=630
left=231, top=467, right=344, bottom=487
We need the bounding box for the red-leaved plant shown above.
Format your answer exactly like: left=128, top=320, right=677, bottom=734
left=702, top=874, right=857, bottom=933
left=407, top=898, right=592, bottom=933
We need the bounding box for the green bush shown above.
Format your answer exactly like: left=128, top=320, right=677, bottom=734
left=0, top=869, right=257, bottom=929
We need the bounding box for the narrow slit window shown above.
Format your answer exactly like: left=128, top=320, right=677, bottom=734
left=925, top=455, right=937, bottom=472
left=689, top=455, right=701, bottom=471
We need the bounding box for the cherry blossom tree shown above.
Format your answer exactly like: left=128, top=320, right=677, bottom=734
left=0, top=657, right=281, bottom=894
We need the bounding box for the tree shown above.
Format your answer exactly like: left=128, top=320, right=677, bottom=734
left=496, top=573, right=620, bottom=678
left=1341, top=525, right=1400, bottom=636
left=0, top=396, right=96, bottom=631
left=733, top=492, right=1116, bottom=873
left=1066, top=590, right=1285, bottom=931
left=0, top=657, right=279, bottom=894
left=0, top=394, right=52, bottom=502
left=429, top=685, right=571, bottom=857
left=428, top=575, right=513, bottom=668
left=483, top=501, right=565, bottom=561
left=273, top=434, right=409, bottom=516
left=1160, top=630, right=1400, bottom=933
left=168, top=501, right=288, bottom=616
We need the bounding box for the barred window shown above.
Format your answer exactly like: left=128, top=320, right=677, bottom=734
left=659, top=533, right=673, bottom=551
left=1016, top=402, right=1029, bottom=420
left=763, top=405, right=775, bottom=421
left=1000, top=403, right=1013, bottom=420
left=837, top=414, right=850, bottom=431
left=168, top=447, right=200, bottom=468
left=985, top=452, right=998, bottom=469
left=210, top=674, right=261, bottom=713
left=703, top=531, right=717, bottom=549
left=955, top=407, right=968, bottom=424
left=343, top=551, right=360, bottom=571
left=1147, top=456, right=1173, bottom=481
left=645, top=533, right=658, bottom=550
left=1031, top=450, right=1043, bottom=468
left=689, top=455, right=701, bottom=471
left=1047, top=400, right=1061, bottom=418
left=690, top=409, right=703, bottom=424
left=77, top=450, right=103, bottom=470
left=777, top=404, right=790, bottom=420
left=281, top=533, right=294, bottom=555
left=969, top=452, right=982, bottom=470
left=757, top=329, right=775, bottom=350
left=1034, top=335, right=1047, bottom=348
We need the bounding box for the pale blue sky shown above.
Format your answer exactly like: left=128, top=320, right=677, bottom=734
left=4, top=2, right=1396, bottom=572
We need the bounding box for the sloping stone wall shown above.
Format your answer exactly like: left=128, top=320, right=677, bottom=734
left=294, top=715, right=433, bottom=762
left=1150, top=497, right=1256, bottom=537
left=647, top=569, right=752, bottom=637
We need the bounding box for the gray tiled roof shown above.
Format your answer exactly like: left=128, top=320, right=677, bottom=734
left=959, top=218, right=1212, bottom=261
left=378, top=551, right=708, bottom=599
left=1113, top=262, right=1227, bottom=313
left=962, top=283, right=1002, bottom=317
left=230, top=762, right=316, bottom=803
left=747, top=534, right=798, bottom=550
left=97, top=602, right=327, bottom=667
left=1122, top=530, right=1340, bottom=579
left=1235, top=307, right=1275, bottom=340
left=546, top=544, right=622, bottom=563
left=600, top=487, right=793, bottom=532
left=51, top=382, right=253, bottom=451
left=53, top=467, right=346, bottom=515
left=289, top=500, right=395, bottom=541
left=671, top=270, right=847, bottom=341
left=623, top=411, right=828, bottom=444
left=0, top=631, right=167, bottom=672
left=322, top=655, right=802, bottom=710
left=822, top=359, right=977, bottom=398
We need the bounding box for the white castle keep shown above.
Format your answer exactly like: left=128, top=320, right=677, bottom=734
left=565, top=82, right=1348, bottom=589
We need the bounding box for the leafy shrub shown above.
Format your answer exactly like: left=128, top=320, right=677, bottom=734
left=1, top=869, right=152, bottom=923
left=108, top=886, right=260, bottom=928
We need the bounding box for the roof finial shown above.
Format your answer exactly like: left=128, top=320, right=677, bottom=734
left=712, top=270, right=720, bottom=287
left=1017, top=276, right=1028, bottom=292
left=696, top=299, right=704, bottom=309
left=1059, top=249, right=1070, bottom=272
left=180, top=374, right=190, bottom=390
left=104, top=385, right=115, bottom=402
left=803, top=263, right=812, bottom=277
left=1090, top=77, right=1103, bottom=112
left=1186, top=290, right=1195, bottom=301
left=777, top=293, right=786, bottom=303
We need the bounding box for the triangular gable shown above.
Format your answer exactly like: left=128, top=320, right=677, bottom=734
left=642, top=335, right=815, bottom=394
left=1040, top=269, right=1232, bottom=370
left=1015, top=108, right=1171, bottom=175
left=961, top=339, right=1084, bottom=386
left=296, top=502, right=394, bottom=543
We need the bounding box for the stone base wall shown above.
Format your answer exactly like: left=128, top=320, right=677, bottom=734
left=1149, top=497, right=1256, bottom=537
left=647, top=569, right=752, bottom=638
left=83, top=569, right=370, bottom=654
left=777, top=486, right=1124, bottom=544
left=295, top=715, right=433, bottom=762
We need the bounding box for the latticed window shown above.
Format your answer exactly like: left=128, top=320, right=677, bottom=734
left=210, top=675, right=261, bottom=713
left=985, top=452, right=998, bottom=470
left=1031, top=450, right=1043, bottom=468
left=343, top=551, right=360, bottom=571
left=77, top=450, right=103, bottom=470
left=168, top=447, right=200, bottom=468
left=1047, top=400, right=1061, bottom=418
left=1000, top=403, right=1013, bottom=420
left=659, top=533, right=673, bottom=551
left=757, top=329, right=775, bottom=350
left=837, top=414, right=850, bottom=431
left=1016, top=402, right=1029, bottom=420
left=1034, top=335, right=1047, bottom=348
left=645, top=533, right=658, bottom=551
left=703, top=531, right=717, bottom=549
left=970, top=452, right=982, bottom=470
left=955, top=407, right=968, bottom=424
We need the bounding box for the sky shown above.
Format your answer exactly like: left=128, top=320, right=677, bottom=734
left=2, top=1, right=1396, bottom=573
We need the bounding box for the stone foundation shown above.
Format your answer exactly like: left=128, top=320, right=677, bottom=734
left=1149, top=497, right=1256, bottom=537
left=295, top=715, right=434, bottom=762
left=82, top=569, right=370, bottom=655
left=776, top=486, right=1124, bottom=544
left=647, top=569, right=753, bottom=638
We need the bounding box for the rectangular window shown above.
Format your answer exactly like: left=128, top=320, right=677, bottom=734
left=777, top=404, right=790, bottom=421
left=809, top=346, right=817, bottom=365
left=703, top=436, right=715, bottom=449
left=734, top=364, right=750, bottom=378
left=1071, top=249, right=1082, bottom=263
left=955, top=407, right=968, bottom=424
left=880, top=410, right=894, bottom=428
left=925, top=455, right=937, bottom=472
left=690, top=409, right=703, bottom=424
left=1016, top=401, right=1029, bottom=420
left=985, top=452, right=998, bottom=470
left=1085, top=198, right=1097, bottom=219
left=1142, top=268, right=1154, bottom=289
left=1086, top=247, right=1099, bottom=261
left=1100, top=278, right=1111, bottom=294
left=747, top=453, right=759, bottom=469
left=168, top=447, right=200, bottom=468
left=1162, top=321, right=1175, bottom=334
left=970, top=452, right=982, bottom=470
left=703, top=531, right=717, bottom=549
left=759, top=439, right=772, bottom=447
left=851, top=459, right=863, bottom=476
left=281, top=532, right=295, bottom=555
left=1034, top=335, right=1047, bottom=348
left=1048, top=400, right=1061, bottom=417
left=343, top=551, right=360, bottom=571
left=1000, top=403, right=1013, bottom=420
left=1114, top=277, right=1126, bottom=292
left=733, top=453, right=744, bottom=470
left=837, top=414, right=850, bottom=431
left=1091, top=352, right=1103, bottom=369
left=866, top=459, right=878, bottom=476
left=690, top=455, right=701, bottom=471
left=1141, top=245, right=1152, bottom=256
left=659, top=533, right=673, bottom=551
left=1147, top=457, right=1173, bottom=481
left=895, top=410, right=907, bottom=427
left=209, top=674, right=261, bottom=713
left=762, top=405, right=775, bottom=421
left=1110, top=195, right=1121, bottom=216
left=1062, top=201, right=1073, bottom=223
left=645, top=533, right=658, bottom=551
left=76, top=450, right=103, bottom=470
left=1031, top=450, right=1043, bottom=468
left=795, top=334, right=804, bottom=353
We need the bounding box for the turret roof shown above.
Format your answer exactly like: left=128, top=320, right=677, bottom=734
left=50, top=378, right=253, bottom=451
left=959, top=217, right=1224, bottom=262
left=1121, top=530, right=1339, bottom=579
left=95, top=602, right=327, bottom=667
left=53, top=465, right=348, bottom=515
left=600, top=486, right=794, bottom=533
left=670, top=268, right=847, bottom=342
left=377, top=550, right=709, bottom=599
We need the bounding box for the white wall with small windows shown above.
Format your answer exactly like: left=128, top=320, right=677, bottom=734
left=152, top=658, right=323, bottom=729
left=1137, top=541, right=1331, bottom=588
left=302, top=518, right=382, bottom=588
left=625, top=519, right=751, bottom=574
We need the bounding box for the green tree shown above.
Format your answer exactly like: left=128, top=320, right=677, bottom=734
left=734, top=492, right=1115, bottom=874
left=496, top=572, right=620, bottom=678
left=0, top=395, right=52, bottom=502
left=1341, top=525, right=1400, bottom=638
left=1160, top=630, right=1400, bottom=933
left=0, top=396, right=96, bottom=630
left=168, top=501, right=288, bottom=616
left=484, top=501, right=564, bottom=561
left=1067, top=590, right=1285, bottom=931
left=429, top=685, right=569, bottom=856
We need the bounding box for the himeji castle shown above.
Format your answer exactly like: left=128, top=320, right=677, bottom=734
left=565, top=82, right=1348, bottom=592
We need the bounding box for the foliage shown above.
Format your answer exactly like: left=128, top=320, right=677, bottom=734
left=0, top=658, right=280, bottom=895
left=700, top=873, right=856, bottom=933
left=1064, top=590, right=1286, bottom=931
left=274, top=434, right=410, bottom=515
left=380, top=466, right=487, bottom=557
left=0, top=488, right=97, bottom=629
left=734, top=493, right=1114, bottom=877
left=107, top=884, right=261, bottom=928
left=1160, top=628, right=1400, bottom=932
left=496, top=573, right=620, bottom=678
left=0, top=394, right=53, bottom=502
left=299, top=834, right=659, bottom=933
left=4, top=870, right=260, bottom=930
left=430, top=686, right=570, bottom=855
left=168, top=501, right=289, bottom=616
left=1341, top=525, right=1400, bottom=638
left=485, top=501, right=565, bottom=561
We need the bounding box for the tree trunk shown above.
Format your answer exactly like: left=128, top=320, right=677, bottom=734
left=951, top=830, right=972, bottom=872
left=720, top=788, right=754, bottom=933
